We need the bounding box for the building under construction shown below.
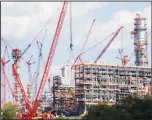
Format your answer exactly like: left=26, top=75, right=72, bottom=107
left=70, top=14, right=151, bottom=114
left=73, top=63, right=151, bottom=104
left=1, top=2, right=151, bottom=119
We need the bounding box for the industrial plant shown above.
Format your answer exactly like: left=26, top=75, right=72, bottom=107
left=1, top=2, right=151, bottom=119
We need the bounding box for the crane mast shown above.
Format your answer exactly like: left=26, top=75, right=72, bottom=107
left=94, top=26, right=124, bottom=63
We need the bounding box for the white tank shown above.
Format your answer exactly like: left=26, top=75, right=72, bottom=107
left=61, top=66, right=67, bottom=77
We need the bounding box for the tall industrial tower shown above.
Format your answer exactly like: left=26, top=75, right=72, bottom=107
left=132, top=14, right=148, bottom=66
left=12, top=48, right=22, bottom=104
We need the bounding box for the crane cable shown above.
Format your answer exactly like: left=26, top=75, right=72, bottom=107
left=31, top=3, right=62, bottom=45
left=1, top=3, right=62, bottom=59
left=78, top=29, right=118, bottom=57
left=1, top=38, right=13, bottom=49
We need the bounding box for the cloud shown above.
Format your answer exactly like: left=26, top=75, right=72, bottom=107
left=1, top=2, right=151, bottom=87
left=1, top=2, right=108, bottom=38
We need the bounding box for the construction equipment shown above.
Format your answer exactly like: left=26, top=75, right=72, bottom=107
left=11, top=2, right=68, bottom=119
left=34, top=30, right=47, bottom=100
left=72, top=19, right=96, bottom=66
left=1, top=46, right=13, bottom=106
left=22, top=55, right=35, bottom=84
left=69, top=2, right=73, bottom=51
left=29, top=2, right=68, bottom=118
left=94, top=26, right=124, bottom=63
left=116, top=49, right=130, bottom=66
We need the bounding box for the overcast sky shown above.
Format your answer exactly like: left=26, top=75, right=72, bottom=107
left=1, top=2, right=151, bottom=100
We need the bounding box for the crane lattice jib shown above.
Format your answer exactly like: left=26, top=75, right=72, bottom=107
left=94, top=26, right=124, bottom=63
left=12, top=64, right=31, bottom=110
left=79, top=19, right=96, bottom=62
left=30, top=1, right=68, bottom=116
left=72, top=19, right=96, bottom=66
left=1, top=46, right=10, bottom=105
left=33, top=42, right=43, bottom=100
left=1, top=62, right=15, bottom=98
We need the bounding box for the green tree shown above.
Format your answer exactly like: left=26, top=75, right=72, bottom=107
left=83, top=102, right=132, bottom=120
left=119, top=94, right=152, bottom=120
left=1, top=102, right=19, bottom=119
left=83, top=94, right=152, bottom=120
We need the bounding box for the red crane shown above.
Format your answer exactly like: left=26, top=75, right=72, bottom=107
left=72, top=19, right=96, bottom=66
left=1, top=46, right=11, bottom=106
left=12, top=64, right=32, bottom=110
left=94, top=26, right=124, bottom=63
left=12, top=1, right=68, bottom=118
left=29, top=2, right=68, bottom=117
left=1, top=60, right=15, bottom=101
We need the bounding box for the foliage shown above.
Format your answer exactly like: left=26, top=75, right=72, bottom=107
left=55, top=116, right=66, bottom=120
left=83, top=94, right=152, bottom=120
left=1, top=102, right=19, bottom=119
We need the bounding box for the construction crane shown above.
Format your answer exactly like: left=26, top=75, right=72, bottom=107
left=34, top=30, right=47, bottom=100
left=72, top=19, right=96, bottom=66
left=22, top=55, right=35, bottom=84
left=116, top=49, right=130, bottom=66
left=28, top=2, right=68, bottom=118
left=1, top=46, right=11, bottom=106
left=12, top=63, right=32, bottom=111
left=2, top=3, right=62, bottom=115
left=11, top=2, right=68, bottom=118
left=94, top=26, right=124, bottom=63
left=11, top=29, right=47, bottom=112
left=69, top=2, right=73, bottom=51
left=1, top=60, right=15, bottom=102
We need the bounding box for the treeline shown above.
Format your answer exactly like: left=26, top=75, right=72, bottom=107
left=83, top=94, right=152, bottom=120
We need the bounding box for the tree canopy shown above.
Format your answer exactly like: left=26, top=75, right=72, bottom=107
left=1, top=102, right=19, bottom=119
left=83, top=95, right=152, bottom=120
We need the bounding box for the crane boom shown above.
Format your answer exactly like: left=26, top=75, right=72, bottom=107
left=94, top=26, right=124, bottom=63
left=29, top=1, right=68, bottom=117
left=72, top=19, right=96, bottom=67
left=79, top=19, right=96, bottom=62
left=33, top=30, right=47, bottom=100
left=12, top=64, right=31, bottom=110
left=1, top=63, right=15, bottom=98
left=1, top=46, right=10, bottom=105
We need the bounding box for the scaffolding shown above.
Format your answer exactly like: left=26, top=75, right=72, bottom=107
left=73, top=63, right=151, bottom=107
left=26, top=83, right=32, bottom=105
